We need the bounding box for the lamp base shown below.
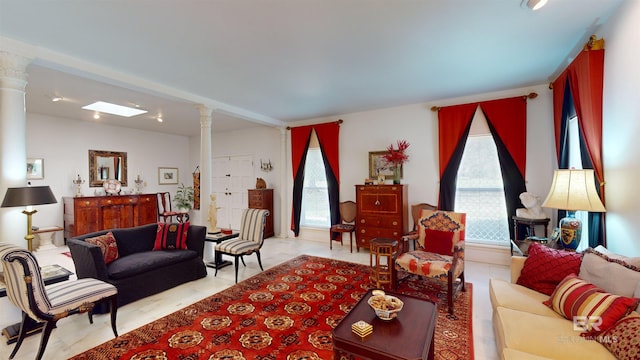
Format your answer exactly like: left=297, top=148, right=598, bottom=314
left=559, top=211, right=581, bottom=250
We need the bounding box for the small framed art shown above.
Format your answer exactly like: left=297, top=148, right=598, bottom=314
left=27, top=158, right=44, bottom=180
left=158, top=167, right=179, bottom=185
left=368, top=151, right=402, bottom=179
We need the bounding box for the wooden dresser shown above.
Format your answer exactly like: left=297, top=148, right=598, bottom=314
left=248, top=189, right=274, bottom=238
left=355, top=185, right=408, bottom=250
left=63, top=194, right=158, bottom=238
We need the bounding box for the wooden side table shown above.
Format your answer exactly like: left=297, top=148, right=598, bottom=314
left=369, top=238, right=399, bottom=290
left=512, top=216, right=551, bottom=255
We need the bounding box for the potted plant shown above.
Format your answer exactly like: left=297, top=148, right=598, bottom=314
left=174, top=183, right=194, bottom=212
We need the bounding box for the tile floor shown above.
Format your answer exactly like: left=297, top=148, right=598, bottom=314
left=0, top=237, right=510, bottom=359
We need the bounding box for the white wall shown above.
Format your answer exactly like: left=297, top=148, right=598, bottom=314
left=599, top=0, right=640, bottom=256
left=23, top=114, right=192, bottom=247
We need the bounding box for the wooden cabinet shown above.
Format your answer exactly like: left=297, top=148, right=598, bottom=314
left=355, top=185, right=408, bottom=250
left=63, top=194, right=158, bottom=238
left=248, top=189, right=274, bottom=238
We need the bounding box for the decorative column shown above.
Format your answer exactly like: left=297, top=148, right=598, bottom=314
left=0, top=51, right=32, bottom=248
left=197, top=105, right=214, bottom=262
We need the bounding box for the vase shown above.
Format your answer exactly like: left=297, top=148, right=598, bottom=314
left=393, top=166, right=401, bottom=184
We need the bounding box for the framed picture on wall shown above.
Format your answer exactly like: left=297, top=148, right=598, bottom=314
left=158, top=167, right=179, bottom=185
left=27, top=158, right=44, bottom=180
left=368, top=151, right=402, bottom=179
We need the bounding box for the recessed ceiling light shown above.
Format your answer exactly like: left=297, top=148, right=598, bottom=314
left=51, top=96, right=63, bottom=102
left=93, top=113, right=100, bottom=120
left=157, top=116, right=163, bottom=123
left=82, top=101, right=148, bottom=117
left=524, top=0, right=548, bottom=11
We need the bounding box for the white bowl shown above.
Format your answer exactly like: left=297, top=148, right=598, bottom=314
left=368, top=294, right=404, bottom=320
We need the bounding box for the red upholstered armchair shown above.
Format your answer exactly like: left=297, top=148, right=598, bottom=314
left=395, top=210, right=466, bottom=314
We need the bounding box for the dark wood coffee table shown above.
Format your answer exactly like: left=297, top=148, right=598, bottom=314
left=205, top=232, right=239, bottom=269
left=332, top=289, right=437, bottom=360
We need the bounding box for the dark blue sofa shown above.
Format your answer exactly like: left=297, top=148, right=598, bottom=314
left=67, top=223, right=207, bottom=312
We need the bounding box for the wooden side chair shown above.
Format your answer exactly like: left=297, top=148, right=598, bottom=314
left=0, top=243, right=118, bottom=360
left=404, top=202, right=438, bottom=251
left=214, top=208, right=269, bottom=283
left=329, top=200, right=357, bottom=252
left=395, top=210, right=466, bottom=315
left=157, top=192, right=189, bottom=223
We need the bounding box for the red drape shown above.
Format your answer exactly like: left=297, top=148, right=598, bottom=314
left=438, top=103, right=477, bottom=178
left=479, top=96, right=528, bottom=178
left=552, top=48, right=605, bottom=201
left=291, top=126, right=313, bottom=179
left=313, top=123, right=341, bottom=181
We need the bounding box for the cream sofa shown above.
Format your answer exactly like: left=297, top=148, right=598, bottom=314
left=490, top=246, right=640, bottom=360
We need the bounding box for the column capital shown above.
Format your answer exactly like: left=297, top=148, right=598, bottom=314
left=196, top=104, right=213, bottom=127
left=0, top=51, right=31, bottom=84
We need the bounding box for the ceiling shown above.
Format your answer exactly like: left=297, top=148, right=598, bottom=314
left=0, top=0, right=624, bottom=137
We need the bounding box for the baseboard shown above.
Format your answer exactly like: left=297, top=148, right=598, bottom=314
left=465, top=242, right=511, bottom=266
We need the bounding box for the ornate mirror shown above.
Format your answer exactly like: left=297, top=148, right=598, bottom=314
left=89, top=150, right=128, bottom=187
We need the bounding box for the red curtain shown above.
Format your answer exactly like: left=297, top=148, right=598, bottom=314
left=289, top=121, right=341, bottom=236
left=438, top=103, right=477, bottom=178
left=552, top=48, right=605, bottom=201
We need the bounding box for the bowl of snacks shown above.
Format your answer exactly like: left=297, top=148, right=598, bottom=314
left=367, top=291, right=404, bottom=320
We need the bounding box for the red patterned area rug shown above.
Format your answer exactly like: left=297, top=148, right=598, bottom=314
left=71, top=255, right=473, bottom=360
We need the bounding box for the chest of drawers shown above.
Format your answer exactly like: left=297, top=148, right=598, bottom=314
left=248, top=189, right=274, bottom=238
left=355, top=185, right=408, bottom=249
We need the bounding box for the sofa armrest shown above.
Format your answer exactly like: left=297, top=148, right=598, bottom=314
left=186, top=225, right=206, bottom=258
left=511, top=256, right=527, bottom=284
left=67, top=238, right=109, bottom=281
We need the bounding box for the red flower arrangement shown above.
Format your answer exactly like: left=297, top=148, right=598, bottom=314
left=383, top=140, right=410, bottom=166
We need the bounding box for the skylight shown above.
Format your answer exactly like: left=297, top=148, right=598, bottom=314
left=82, top=101, right=148, bottom=117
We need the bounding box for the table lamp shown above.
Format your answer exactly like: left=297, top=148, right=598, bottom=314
left=541, top=169, right=605, bottom=250
left=1, top=186, right=57, bottom=251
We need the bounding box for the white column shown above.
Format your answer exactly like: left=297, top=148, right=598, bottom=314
left=279, top=127, right=288, bottom=238
left=197, top=105, right=214, bottom=262
left=0, top=51, right=32, bottom=248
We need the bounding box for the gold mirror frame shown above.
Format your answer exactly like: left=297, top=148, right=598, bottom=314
left=89, top=150, right=128, bottom=187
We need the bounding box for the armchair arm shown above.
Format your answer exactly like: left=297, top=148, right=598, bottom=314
left=401, top=233, right=419, bottom=253
left=67, top=238, right=109, bottom=281
left=450, top=241, right=465, bottom=275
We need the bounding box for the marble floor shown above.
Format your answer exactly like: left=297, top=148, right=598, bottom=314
left=0, top=237, right=510, bottom=360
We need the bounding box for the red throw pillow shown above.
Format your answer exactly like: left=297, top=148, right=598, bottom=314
left=423, top=229, right=455, bottom=255
left=544, top=274, right=640, bottom=336
left=85, top=231, right=119, bottom=264
left=516, top=242, right=582, bottom=295
left=154, top=222, right=189, bottom=250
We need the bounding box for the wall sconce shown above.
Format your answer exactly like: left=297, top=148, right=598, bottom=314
left=260, top=159, right=273, bottom=172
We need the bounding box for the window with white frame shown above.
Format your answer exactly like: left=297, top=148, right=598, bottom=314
left=300, top=132, right=331, bottom=228
left=455, top=108, right=510, bottom=245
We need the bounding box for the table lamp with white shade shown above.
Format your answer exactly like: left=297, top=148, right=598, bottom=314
left=541, top=169, right=605, bottom=250
left=1, top=186, right=57, bottom=251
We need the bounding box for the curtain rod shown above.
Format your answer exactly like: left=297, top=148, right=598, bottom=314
left=548, top=35, right=604, bottom=89
left=286, top=119, right=343, bottom=130
left=429, top=92, right=538, bottom=112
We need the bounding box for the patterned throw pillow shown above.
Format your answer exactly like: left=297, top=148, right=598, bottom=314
left=598, top=315, right=640, bottom=359
left=543, top=274, right=640, bottom=336
left=417, top=210, right=465, bottom=250
left=154, top=222, right=190, bottom=250
left=85, top=231, right=119, bottom=264
left=423, top=229, right=455, bottom=255
left=516, top=242, right=582, bottom=295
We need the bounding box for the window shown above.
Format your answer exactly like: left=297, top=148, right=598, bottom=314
left=300, top=138, right=330, bottom=227
left=567, top=115, right=590, bottom=250
left=455, top=109, right=510, bottom=245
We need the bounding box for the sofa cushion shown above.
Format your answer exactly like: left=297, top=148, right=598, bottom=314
left=423, top=229, right=455, bottom=255
left=543, top=274, right=640, bottom=335
left=597, top=314, right=640, bottom=360
left=489, top=278, right=561, bottom=318
left=516, top=242, right=582, bottom=295
left=502, top=349, right=552, bottom=360
left=85, top=231, right=119, bottom=264
left=154, top=222, right=189, bottom=250
left=580, top=248, right=640, bottom=299
left=493, top=307, right=616, bottom=359
left=107, top=250, right=198, bottom=280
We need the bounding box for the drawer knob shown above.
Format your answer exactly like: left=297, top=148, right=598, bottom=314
left=392, top=221, right=398, bottom=226
left=84, top=201, right=90, bottom=205
left=360, top=219, right=365, bottom=223
left=107, top=200, right=112, bottom=204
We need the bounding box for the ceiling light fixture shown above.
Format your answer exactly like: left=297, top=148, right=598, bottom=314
left=93, top=113, right=100, bottom=120
left=51, top=96, right=63, bottom=102
left=157, top=116, right=163, bottom=123
left=82, top=101, right=148, bottom=117
left=524, top=0, right=548, bottom=11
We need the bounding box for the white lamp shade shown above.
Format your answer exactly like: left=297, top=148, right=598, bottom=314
left=541, top=169, right=606, bottom=212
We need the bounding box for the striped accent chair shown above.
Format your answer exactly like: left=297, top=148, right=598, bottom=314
left=0, top=243, right=118, bottom=360
left=214, top=208, right=269, bottom=283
